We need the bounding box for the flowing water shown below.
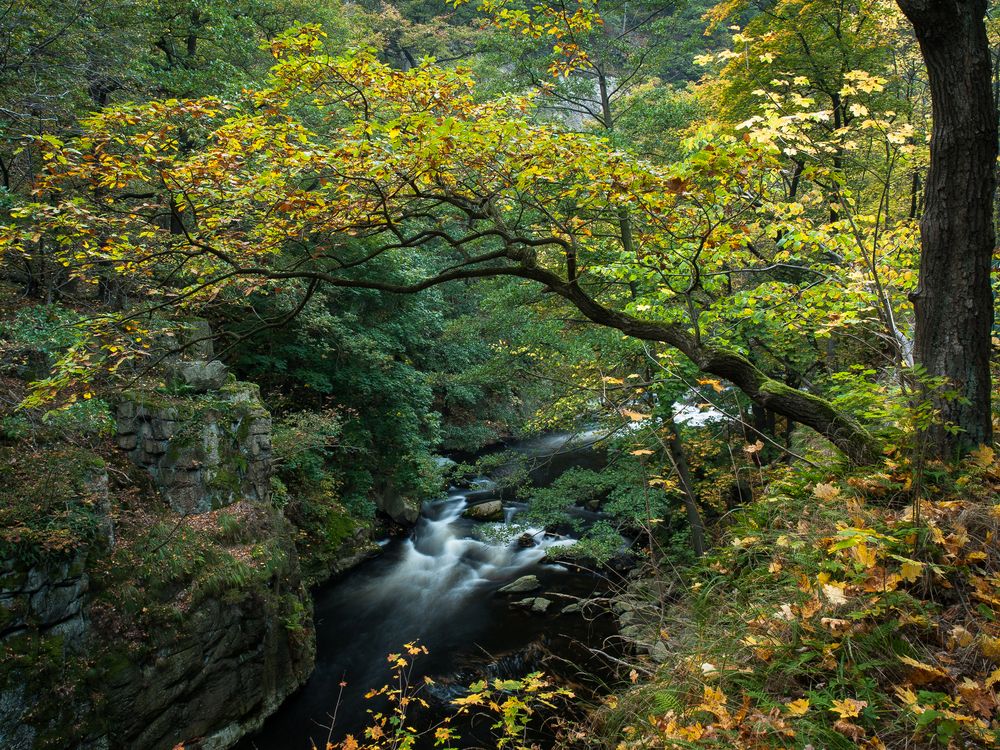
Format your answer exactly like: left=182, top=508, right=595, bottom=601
left=238, top=433, right=614, bottom=750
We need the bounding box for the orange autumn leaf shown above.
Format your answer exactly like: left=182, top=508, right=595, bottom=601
left=898, top=654, right=949, bottom=685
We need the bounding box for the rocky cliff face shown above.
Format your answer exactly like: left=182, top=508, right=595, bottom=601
left=100, top=535, right=315, bottom=750
left=98, top=349, right=314, bottom=749
left=0, top=447, right=115, bottom=750
left=0, top=461, right=111, bottom=655
left=0, top=333, right=315, bottom=750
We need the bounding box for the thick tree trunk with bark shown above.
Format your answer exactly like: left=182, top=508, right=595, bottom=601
left=897, top=0, right=997, bottom=457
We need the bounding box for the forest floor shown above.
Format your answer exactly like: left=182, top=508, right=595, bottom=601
left=577, top=451, right=1000, bottom=749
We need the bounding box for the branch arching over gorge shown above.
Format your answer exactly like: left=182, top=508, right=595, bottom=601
left=0, top=32, right=883, bottom=465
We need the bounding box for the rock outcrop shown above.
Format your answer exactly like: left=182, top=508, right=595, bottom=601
left=101, top=543, right=314, bottom=750
left=512, top=597, right=553, bottom=614
left=374, top=491, right=421, bottom=525
left=498, top=575, right=541, bottom=594
left=116, top=381, right=272, bottom=516
left=0, top=447, right=114, bottom=750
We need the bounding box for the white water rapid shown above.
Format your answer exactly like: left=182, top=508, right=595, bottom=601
left=352, top=483, right=575, bottom=613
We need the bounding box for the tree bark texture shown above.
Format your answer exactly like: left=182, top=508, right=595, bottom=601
left=897, top=0, right=997, bottom=457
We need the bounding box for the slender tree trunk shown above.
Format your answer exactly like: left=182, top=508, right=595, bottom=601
left=897, top=0, right=997, bottom=457
left=664, top=418, right=706, bottom=556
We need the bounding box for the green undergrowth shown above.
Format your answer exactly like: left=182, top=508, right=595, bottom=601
left=271, top=409, right=377, bottom=584
left=281, top=475, right=375, bottom=585
left=0, top=444, right=109, bottom=565
left=583, top=453, right=1000, bottom=749
left=92, top=498, right=304, bottom=651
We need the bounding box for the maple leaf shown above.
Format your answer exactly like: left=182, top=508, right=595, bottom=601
left=970, top=444, right=995, bottom=468
left=830, top=697, right=868, bottom=719
left=812, top=482, right=841, bottom=501
left=978, top=634, right=1000, bottom=662
left=957, top=678, right=998, bottom=717
left=697, top=685, right=734, bottom=729
left=899, top=559, right=924, bottom=582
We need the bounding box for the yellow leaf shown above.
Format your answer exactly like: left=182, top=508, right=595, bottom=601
left=813, top=482, right=841, bottom=501
left=949, top=625, right=974, bottom=648
left=621, top=409, right=649, bottom=422
left=900, top=560, right=924, bottom=582
left=697, top=685, right=733, bottom=728
left=697, top=377, right=724, bottom=393
left=898, top=655, right=949, bottom=684
left=786, top=698, right=810, bottom=716
left=853, top=542, right=876, bottom=568
left=978, top=634, right=1000, bottom=663
left=830, top=698, right=868, bottom=719
left=970, top=444, right=995, bottom=468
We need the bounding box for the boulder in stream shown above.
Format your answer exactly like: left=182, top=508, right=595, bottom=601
left=463, top=499, right=503, bottom=521
left=512, top=597, right=553, bottom=614
left=498, top=574, right=541, bottom=594
left=377, top=492, right=421, bottom=525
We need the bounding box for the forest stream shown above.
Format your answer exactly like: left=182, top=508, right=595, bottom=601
left=238, top=431, right=619, bottom=750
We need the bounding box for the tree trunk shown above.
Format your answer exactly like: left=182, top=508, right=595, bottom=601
left=664, top=418, right=706, bottom=556
left=897, top=0, right=997, bottom=457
